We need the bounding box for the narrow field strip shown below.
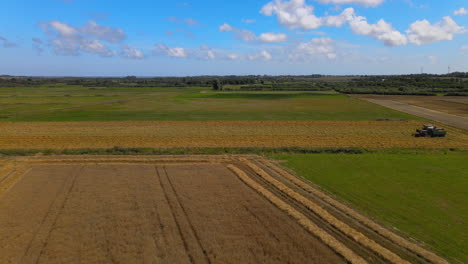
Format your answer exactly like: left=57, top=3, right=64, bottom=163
left=261, top=159, right=450, bottom=264
left=240, top=158, right=411, bottom=264
left=226, top=164, right=368, bottom=264
left=25, top=162, right=211, bottom=167
left=23, top=158, right=220, bottom=164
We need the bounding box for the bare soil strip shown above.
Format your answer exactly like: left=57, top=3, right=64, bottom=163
left=362, top=98, right=468, bottom=130
left=0, top=155, right=448, bottom=264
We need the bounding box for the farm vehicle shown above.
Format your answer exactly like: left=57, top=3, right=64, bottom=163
left=413, top=124, right=447, bottom=138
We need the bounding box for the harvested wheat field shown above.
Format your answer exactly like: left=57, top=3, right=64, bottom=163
left=1, top=121, right=467, bottom=149
left=0, top=156, right=448, bottom=264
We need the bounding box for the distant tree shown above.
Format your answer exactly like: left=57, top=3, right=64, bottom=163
left=212, top=79, right=223, bottom=91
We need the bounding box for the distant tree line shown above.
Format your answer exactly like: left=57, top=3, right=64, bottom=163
left=334, top=74, right=468, bottom=96
left=1, top=73, right=467, bottom=96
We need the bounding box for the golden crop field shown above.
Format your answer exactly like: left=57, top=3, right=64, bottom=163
left=1, top=121, right=467, bottom=149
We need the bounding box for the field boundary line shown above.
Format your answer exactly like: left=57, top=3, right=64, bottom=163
left=241, top=158, right=410, bottom=264
left=261, top=159, right=449, bottom=264
left=227, top=164, right=368, bottom=264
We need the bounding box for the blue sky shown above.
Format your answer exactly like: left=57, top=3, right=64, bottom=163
left=0, top=0, right=467, bottom=76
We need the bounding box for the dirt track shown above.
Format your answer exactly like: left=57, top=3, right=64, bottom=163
left=358, top=97, right=468, bottom=130
left=0, top=156, right=449, bottom=264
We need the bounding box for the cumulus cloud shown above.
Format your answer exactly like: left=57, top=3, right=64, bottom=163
left=290, top=37, right=337, bottom=60
left=260, top=1, right=365, bottom=30
left=155, top=44, right=188, bottom=58
left=260, top=0, right=323, bottom=30
left=258, top=32, right=288, bottom=42
left=261, top=0, right=468, bottom=47
left=219, top=23, right=287, bottom=43
left=315, top=0, right=384, bottom=7
left=247, top=50, right=273, bottom=61
left=219, top=23, right=257, bottom=42
left=407, top=16, right=464, bottom=45
left=120, top=45, right=145, bottom=59
left=38, top=20, right=131, bottom=57
left=81, top=21, right=126, bottom=43
left=154, top=44, right=224, bottom=60
left=454, top=8, right=468, bottom=16
left=347, top=13, right=408, bottom=46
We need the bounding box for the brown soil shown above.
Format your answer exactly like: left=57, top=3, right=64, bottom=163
left=0, top=159, right=343, bottom=264
left=0, top=156, right=449, bottom=264
left=355, top=95, right=468, bottom=130
left=1, top=121, right=467, bottom=149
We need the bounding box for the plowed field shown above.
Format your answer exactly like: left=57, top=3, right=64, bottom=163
left=1, top=121, right=467, bottom=149
left=0, top=156, right=448, bottom=264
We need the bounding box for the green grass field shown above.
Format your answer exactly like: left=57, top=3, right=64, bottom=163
left=271, top=153, right=468, bottom=263
left=0, top=85, right=419, bottom=121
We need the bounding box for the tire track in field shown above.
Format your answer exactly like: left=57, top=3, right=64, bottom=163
left=240, top=159, right=411, bottom=264
left=227, top=164, right=368, bottom=264
left=260, top=159, right=449, bottom=264
left=235, top=160, right=386, bottom=263
left=156, top=166, right=211, bottom=264
left=162, top=166, right=212, bottom=264
left=155, top=166, right=194, bottom=264
left=20, top=165, right=83, bottom=263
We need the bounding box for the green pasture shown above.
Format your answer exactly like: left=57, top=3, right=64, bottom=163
left=1, top=85, right=419, bottom=121
left=271, top=153, right=468, bottom=263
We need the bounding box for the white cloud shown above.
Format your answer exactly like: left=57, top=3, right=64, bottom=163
left=120, top=45, right=144, bottom=59
left=226, top=53, right=241, bottom=60
left=219, top=23, right=234, bottom=32
left=454, top=8, right=468, bottom=16
left=199, top=45, right=216, bottom=60
left=219, top=23, right=287, bottom=43
left=259, top=0, right=467, bottom=47
left=80, top=39, right=115, bottom=57
left=155, top=44, right=187, bottom=57
left=248, top=50, right=273, bottom=61
left=315, top=0, right=384, bottom=7
left=81, top=21, right=126, bottom=43
left=407, top=16, right=464, bottom=45
left=38, top=20, right=131, bottom=57
left=348, top=13, right=408, bottom=46
left=291, top=37, right=337, bottom=60
left=260, top=0, right=323, bottom=30
left=45, top=20, right=78, bottom=36
left=462, top=45, right=468, bottom=50
left=258, top=32, right=288, bottom=42
left=218, top=23, right=256, bottom=42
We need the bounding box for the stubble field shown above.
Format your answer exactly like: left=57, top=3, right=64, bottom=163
left=1, top=120, right=467, bottom=150
left=0, top=156, right=449, bottom=264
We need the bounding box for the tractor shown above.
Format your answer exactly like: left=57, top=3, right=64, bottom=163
left=413, top=124, right=447, bottom=138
